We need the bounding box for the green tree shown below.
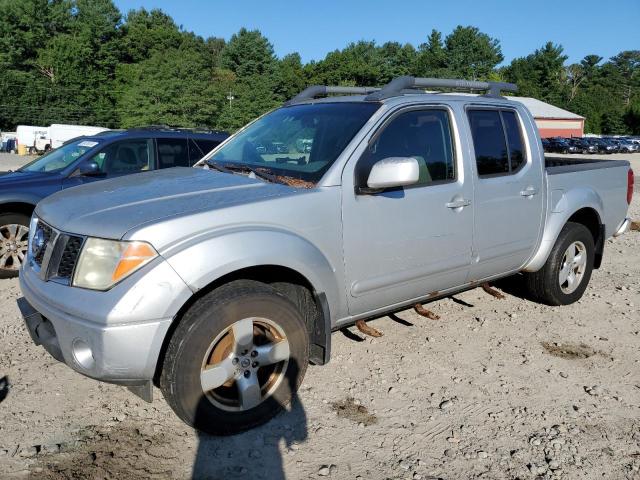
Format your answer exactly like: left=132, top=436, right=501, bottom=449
left=443, top=26, right=503, bottom=80
left=414, top=29, right=448, bottom=77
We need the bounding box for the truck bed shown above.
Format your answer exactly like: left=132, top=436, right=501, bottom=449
left=545, top=156, right=630, bottom=174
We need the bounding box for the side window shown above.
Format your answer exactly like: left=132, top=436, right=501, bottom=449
left=468, top=110, right=509, bottom=176
left=358, top=109, right=456, bottom=186
left=189, top=139, right=220, bottom=165
left=468, top=109, right=527, bottom=177
left=501, top=110, right=526, bottom=172
left=89, top=139, right=152, bottom=175
left=157, top=138, right=189, bottom=168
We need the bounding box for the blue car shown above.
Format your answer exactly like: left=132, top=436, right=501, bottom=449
left=0, top=127, right=228, bottom=277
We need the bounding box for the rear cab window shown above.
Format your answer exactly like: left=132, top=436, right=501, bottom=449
left=467, top=108, right=527, bottom=177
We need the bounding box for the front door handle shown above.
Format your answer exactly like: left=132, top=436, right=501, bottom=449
left=520, top=186, right=538, bottom=197
left=446, top=199, right=471, bottom=209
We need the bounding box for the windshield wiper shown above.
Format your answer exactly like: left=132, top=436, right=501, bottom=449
left=204, top=159, right=233, bottom=174
left=207, top=161, right=285, bottom=185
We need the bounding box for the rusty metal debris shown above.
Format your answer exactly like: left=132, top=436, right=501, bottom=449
left=481, top=283, right=505, bottom=299
left=355, top=319, right=383, bottom=337
left=414, top=303, right=440, bottom=320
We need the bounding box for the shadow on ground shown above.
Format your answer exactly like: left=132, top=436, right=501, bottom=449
left=0, top=376, right=8, bottom=404
left=192, top=358, right=308, bottom=480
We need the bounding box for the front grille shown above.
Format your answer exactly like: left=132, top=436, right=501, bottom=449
left=56, top=236, right=83, bottom=278
left=33, top=222, right=53, bottom=266
left=31, top=219, right=85, bottom=284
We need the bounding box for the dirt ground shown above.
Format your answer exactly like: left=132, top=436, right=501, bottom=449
left=0, top=153, right=639, bottom=479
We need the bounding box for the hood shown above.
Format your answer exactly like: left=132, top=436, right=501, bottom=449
left=36, top=167, right=302, bottom=239
left=0, top=170, right=63, bottom=185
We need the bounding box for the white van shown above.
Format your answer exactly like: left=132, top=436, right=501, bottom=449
left=49, top=124, right=109, bottom=149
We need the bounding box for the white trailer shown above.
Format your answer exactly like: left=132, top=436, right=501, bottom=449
left=16, top=125, right=48, bottom=154
left=49, top=124, right=108, bottom=149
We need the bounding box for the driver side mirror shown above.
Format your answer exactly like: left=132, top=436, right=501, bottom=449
left=358, top=157, right=420, bottom=194
left=78, top=160, right=104, bottom=177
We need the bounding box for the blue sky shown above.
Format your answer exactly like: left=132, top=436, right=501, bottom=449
left=114, top=0, right=639, bottom=65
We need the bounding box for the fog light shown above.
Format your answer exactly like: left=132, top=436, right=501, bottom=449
left=72, top=339, right=95, bottom=370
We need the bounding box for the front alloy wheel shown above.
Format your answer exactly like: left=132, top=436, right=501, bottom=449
left=0, top=214, right=30, bottom=278
left=160, top=280, right=309, bottom=435
left=201, top=317, right=290, bottom=412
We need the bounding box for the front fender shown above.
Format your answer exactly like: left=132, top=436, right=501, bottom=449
left=162, top=228, right=344, bottom=326
left=523, top=187, right=603, bottom=272
left=0, top=192, right=41, bottom=208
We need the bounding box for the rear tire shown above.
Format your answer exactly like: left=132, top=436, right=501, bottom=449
left=0, top=213, right=30, bottom=278
left=160, top=280, right=309, bottom=435
left=524, top=222, right=594, bottom=306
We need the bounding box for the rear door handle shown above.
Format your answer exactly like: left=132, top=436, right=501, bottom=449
left=446, top=199, right=471, bottom=209
left=520, top=186, right=538, bottom=197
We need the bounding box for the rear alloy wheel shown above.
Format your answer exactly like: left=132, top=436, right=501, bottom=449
left=160, top=280, right=309, bottom=435
left=558, top=241, right=587, bottom=295
left=0, top=214, right=30, bottom=278
left=524, top=222, right=594, bottom=305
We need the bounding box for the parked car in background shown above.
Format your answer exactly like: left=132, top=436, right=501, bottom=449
left=541, top=138, right=551, bottom=152
left=17, top=76, right=633, bottom=435
left=1, top=137, right=17, bottom=153
left=610, top=138, right=638, bottom=153
left=545, top=138, right=577, bottom=154
left=0, top=127, right=228, bottom=277
left=585, top=138, right=616, bottom=154
left=566, top=138, right=597, bottom=154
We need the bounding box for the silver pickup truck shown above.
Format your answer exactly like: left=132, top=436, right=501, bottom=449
left=18, top=76, right=633, bottom=435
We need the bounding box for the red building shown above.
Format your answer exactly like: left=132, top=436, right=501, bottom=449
left=511, top=96, right=585, bottom=138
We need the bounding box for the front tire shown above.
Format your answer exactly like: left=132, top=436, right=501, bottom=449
left=524, top=222, right=594, bottom=306
left=0, top=213, right=30, bottom=278
left=160, top=280, right=309, bottom=435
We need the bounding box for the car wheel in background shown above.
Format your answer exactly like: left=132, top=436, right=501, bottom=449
left=160, top=280, right=309, bottom=435
left=0, top=213, right=30, bottom=278
left=524, top=222, right=594, bottom=306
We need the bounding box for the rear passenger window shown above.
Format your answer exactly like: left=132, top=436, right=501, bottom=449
left=189, top=139, right=220, bottom=165
left=468, top=110, right=509, bottom=175
left=468, top=109, right=526, bottom=177
left=359, top=109, right=456, bottom=186
left=502, top=110, right=526, bottom=171
left=157, top=138, right=189, bottom=168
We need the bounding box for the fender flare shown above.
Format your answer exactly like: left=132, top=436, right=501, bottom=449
left=163, top=228, right=343, bottom=362
left=523, top=187, right=603, bottom=272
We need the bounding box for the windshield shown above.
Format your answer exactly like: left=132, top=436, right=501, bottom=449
left=208, top=102, right=380, bottom=184
left=19, top=139, right=100, bottom=173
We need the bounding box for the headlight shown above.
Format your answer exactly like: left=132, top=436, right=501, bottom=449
left=72, top=238, right=157, bottom=290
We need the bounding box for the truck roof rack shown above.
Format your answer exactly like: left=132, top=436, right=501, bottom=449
left=365, top=76, right=518, bottom=101
left=285, top=76, right=518, bottom=105
left=128, top=125, right=226, bottom=135
left=284, top=86, right=381, bottom=105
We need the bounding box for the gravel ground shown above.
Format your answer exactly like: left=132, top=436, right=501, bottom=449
left=0, top=152, right=638, bottom=479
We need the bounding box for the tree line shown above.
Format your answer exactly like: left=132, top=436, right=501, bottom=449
left=1, top=0, right=638, bottom=134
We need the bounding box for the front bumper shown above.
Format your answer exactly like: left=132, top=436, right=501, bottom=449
left=18, top=256, right=193, bottom=387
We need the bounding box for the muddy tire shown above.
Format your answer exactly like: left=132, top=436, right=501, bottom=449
left=524, top=222, right=594, bottom=306
left=160, top=280, right=309, bottom=435
left=0, top=213, right=30, bottom=279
